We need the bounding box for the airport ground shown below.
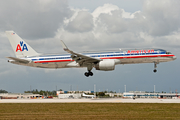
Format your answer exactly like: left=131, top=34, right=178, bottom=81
left=1, top=98, right=180, bottom=103
left=0, top=98, right=180, bottom=119
left=0, top=102, right=180, bottom=119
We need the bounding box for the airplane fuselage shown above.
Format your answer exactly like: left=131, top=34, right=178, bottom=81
left=9, top=48, right=176, bottom=69
left=6, top=31, right=176, bottom=77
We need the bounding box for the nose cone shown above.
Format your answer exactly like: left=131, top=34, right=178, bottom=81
left=173, top=56, right=177, bottom=60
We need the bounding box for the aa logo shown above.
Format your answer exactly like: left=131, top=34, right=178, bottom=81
left=16, top=41, right=28, bottom=52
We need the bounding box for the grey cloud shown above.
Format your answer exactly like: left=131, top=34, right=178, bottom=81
left=93, top=0, right=180, bottom=40
left=142, top=0, right=180, bottom=36
left=65, top=11, right=94, bottom=32
left=0, top=0, right=72, bottom=39
left=97, top=9, right=128, bottom=33
left=57, top=0, right=180, bottom=51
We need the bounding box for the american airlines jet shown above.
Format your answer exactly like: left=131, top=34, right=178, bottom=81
left=6, top=31, right=176, bottom=77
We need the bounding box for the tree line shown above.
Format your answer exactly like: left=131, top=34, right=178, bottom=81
left=24, top=89, right=62, bottom=96
left=0, top=89, right=8, bottom=93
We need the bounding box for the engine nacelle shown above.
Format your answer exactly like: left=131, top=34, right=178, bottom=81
left=95, top=60, right=115, bottom=71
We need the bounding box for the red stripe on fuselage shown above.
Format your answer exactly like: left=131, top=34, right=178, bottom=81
left=101, top=54, right=174, bottom=60
left=33, top=54, right=174, bottom=63
left=34, top=59, right=73, bottom=63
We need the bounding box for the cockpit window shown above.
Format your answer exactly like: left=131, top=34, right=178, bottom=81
left=166, top=52, right=171, bottom=54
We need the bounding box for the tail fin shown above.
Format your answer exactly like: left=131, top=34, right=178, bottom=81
left=6, top=31, right=39, bottom=58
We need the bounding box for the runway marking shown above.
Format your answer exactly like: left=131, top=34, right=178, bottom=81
left=115, top=100, right=121, bottom=102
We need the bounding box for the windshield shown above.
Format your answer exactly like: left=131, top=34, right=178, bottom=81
left=166, top=52, right=172, bottom=54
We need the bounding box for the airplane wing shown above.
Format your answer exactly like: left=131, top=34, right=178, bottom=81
left=60, top=40, right=102, bottom=65
left=7, top=57, right=30, bottom=64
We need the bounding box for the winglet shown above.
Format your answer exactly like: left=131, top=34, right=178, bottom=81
left=60, top=40, right=68, bottom=51
left=60, top=40, right=73, bottom=54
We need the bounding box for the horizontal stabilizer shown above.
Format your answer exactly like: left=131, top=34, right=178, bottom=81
left=7, top=57, right=30, bottom=64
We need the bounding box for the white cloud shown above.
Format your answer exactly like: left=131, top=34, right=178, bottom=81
left=55, top=1, right=180, bottom=51
left=92, top=4, right=119, bottom=19
left=65, top=11, right=94, bottom=32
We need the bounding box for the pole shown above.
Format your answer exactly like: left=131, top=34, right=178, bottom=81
left=30, top=85, right=31, bottom=93
left=170, top=87, right=171, bottom=94
left=124, top=85, right=126, bottom=97
left=125, top=85, right=126, bottom=93
left=94, top=84, right=96, bottom=98
left=154, top=85, right=155, bottom=98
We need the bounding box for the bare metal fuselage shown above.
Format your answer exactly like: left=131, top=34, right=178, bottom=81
left=9, top=49, right=176, bottom=69
left=6, top=31, right=176, bottom=76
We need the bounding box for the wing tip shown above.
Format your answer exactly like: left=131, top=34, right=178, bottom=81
left=60, top=40, right=68, bottom=50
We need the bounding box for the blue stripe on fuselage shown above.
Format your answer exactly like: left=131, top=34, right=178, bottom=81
left=30, top=51, right=166, bottom=62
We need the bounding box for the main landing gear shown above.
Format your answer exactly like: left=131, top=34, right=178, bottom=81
left=84, top=64, right=93, bottom=77
left=153, top=62, right=158, bottom=73
left=84, top=71, right=93, bottom=77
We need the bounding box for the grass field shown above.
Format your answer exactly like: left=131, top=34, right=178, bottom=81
left=0, top=103, right=180, bottom=119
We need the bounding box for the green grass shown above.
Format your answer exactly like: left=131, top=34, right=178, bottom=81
left=0, top=103, right=180, bottom=119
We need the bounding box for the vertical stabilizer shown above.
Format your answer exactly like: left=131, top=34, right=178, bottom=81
left=6, top=31, right=39, bottom=58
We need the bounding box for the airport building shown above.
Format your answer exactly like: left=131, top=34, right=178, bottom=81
left=57, top=91, right=94, bottom=99
left=0, top=93, right=42, bottom=99
left=1, top=90, right=179, bottom=99
left=123, top=91, right=180, bottom=99
left=56, top=91, right=93, bottom=95
left=105, top=93, right=123, bottom=97
left=56, top=90, right=180, bottom=99
left=58, top=94, right=81, bottom=99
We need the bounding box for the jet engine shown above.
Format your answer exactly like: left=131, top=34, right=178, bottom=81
left=95, top=60, right=115, bottom=71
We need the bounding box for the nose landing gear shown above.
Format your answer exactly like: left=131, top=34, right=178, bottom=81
left=153, top=62, right=158, bottom=73
left=153, top=69, right=157, bottom=73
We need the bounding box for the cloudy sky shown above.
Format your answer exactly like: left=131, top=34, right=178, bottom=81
left=0, top=0, right=180, bottom=93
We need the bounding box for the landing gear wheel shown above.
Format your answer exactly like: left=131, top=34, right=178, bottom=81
left=84, top=72, right=89, bottom=77
left=84, top=71, right=93, bottom=77
left=153, top=69, right=157, bottom=73
left=153, top=62, right=158, bottom=73
left=89, top=72, right=93, bottom=76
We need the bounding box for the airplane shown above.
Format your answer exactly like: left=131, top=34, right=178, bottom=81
left=6, top=31, right=176, bottom=77
left=82, top=93, right=95, bottom=98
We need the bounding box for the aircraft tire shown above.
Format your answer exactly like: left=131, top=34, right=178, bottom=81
left=89, top=72, right=93, bottom=76
left=85, top=72, right=89, bottom=77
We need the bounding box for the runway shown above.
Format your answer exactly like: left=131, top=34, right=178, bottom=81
left=0, top=98, right=180, bottom=103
